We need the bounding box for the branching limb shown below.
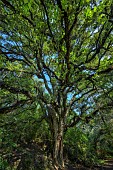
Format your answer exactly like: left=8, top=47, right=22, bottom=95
left=0, top=100, right=30, bottom=114
left=0, top=81, right=33, bottom=99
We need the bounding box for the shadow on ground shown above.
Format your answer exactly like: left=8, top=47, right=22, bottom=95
left=65, top=159, right=113, bottom=170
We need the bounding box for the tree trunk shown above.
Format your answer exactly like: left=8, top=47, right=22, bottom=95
left=52, top=117, right=64, bottom=170
left=46, top=105, right=65, bottom=169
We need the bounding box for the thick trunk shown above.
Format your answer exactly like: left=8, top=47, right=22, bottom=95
left=46, top=105, right=65, bottom=169
left=52, top=118, right=64, bottom=170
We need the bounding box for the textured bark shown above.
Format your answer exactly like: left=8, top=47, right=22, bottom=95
left=47, top=105, right=65, bottom=169
left=52, top=117, right=64, bottom=170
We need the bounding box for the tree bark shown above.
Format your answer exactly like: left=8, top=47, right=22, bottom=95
left=51, top=116, right=64, bottom=170
left=47, top=105, right=65, bottom=169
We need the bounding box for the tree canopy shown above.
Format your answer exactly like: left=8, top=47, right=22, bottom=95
left=0, top=0, right=113, bottom=169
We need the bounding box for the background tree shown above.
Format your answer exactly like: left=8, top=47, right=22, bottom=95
left=0, top=0, right=113, bottom=169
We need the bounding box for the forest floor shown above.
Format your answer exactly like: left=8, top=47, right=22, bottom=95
left=66, top=158, right=113, bottom=170
left=99, top=159, right=113, bottom=170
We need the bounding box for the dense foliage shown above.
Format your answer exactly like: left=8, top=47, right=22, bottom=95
left=0, top=0, right=113, bottom=169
